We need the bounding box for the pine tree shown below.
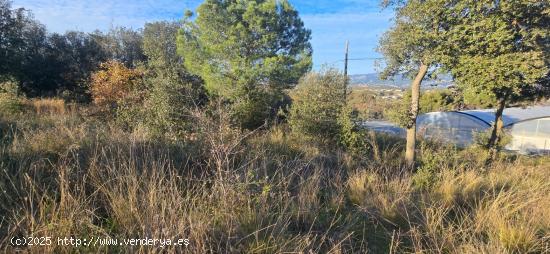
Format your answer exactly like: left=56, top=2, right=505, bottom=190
left=177, top=0, right=312, bottom=129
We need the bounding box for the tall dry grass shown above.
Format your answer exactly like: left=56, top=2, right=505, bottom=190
left=26, top=98, right=73, bottom=116
left=0, top=99, right=549, bottom=253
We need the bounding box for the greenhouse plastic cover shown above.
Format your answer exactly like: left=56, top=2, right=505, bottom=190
left=457, top=105, right=550, bottom=127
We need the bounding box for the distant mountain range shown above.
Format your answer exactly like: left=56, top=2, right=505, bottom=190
left=350, top=73, right=454, bottom=88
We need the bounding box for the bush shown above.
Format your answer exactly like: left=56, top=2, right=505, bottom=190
left=230, top=87, right=289, bottom=130
left=115, top=92, right=147, bottom=131
left=288, top=69, right=347, bottom=144
left=141, top=72, right=205, bottom=138
left=106, top=61, right=207, bottom=137
left=0, top=78, right=25, bottom=115
left=337, top=106, right=370, bottom=157
left=90, top=60, right=143, bottom=108
left=140, top=21, right=208, bottom=137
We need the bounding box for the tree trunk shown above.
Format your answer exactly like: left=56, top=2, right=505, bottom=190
left=405, top=64, right=429, bottom=169
left=486, top=96, right=507, bottom=164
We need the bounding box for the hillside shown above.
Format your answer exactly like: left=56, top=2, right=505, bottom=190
left=350, top=73, right=454, bottom=88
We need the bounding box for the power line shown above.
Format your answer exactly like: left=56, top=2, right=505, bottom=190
left=314, top=57, right=383, bottom=66
left=331, top=57, right=382, bottom=62
left=348, top=57, right=383, bottom=61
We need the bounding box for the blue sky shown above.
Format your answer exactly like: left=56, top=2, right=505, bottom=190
left=12, top=0, right=394, bottom=74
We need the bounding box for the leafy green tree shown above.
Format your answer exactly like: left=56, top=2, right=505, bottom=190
left=143, top=22, right=182, bottom=70
left=0, top=0, right=48, bottom=93
left=17, top=30, right=108, bottom=98
left=1, top=1, right=107, bottom=98
left=177, top=0, right=312, bottom=129
left=141, top=21, right=206, bottom=137
left=442, top=0, right=549, bottom=161
left=461, top=88, right=497, bottom=109
left=0, top=0, right=36, bottom=77
left=42, top=31, right=107, bottom=99
left=1, top=0, right=23, bottom=77
left=91, top=27, right=146, bottom=68
left=378, top=0, right=449, bottom=167
left=15, top=18, right=49, bottom=95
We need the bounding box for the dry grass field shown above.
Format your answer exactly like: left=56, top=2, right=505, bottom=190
left=0, top=99, right=548, bottom=253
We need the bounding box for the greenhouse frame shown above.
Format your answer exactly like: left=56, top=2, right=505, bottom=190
left=416, top=105, right=550, bottom=154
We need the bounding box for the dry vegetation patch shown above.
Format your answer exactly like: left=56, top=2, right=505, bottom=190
left=1, top=103, right=549, bottom=253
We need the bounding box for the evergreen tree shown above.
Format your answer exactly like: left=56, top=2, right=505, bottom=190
left=177, top=0, right=312, bottom=129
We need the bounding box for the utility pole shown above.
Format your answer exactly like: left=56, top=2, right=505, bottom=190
left=344, top=40, right=349, bottom=100
left=344, top=40, right=349, bottom=78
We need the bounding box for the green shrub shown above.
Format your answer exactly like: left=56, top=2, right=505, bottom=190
left=140, top=21, right=208, bottom=137
left=413, top=143, right=458, bottom=190
left=111, top=65, right=205, bottom=138
left=230, top=88, right=283, bottom=130
left=288, top=69, right=347, bottom=144
left=115, top=93, right=147, bottom=131
left=338, top=106, right=370, bottom=157
left=0, top=79, right=25, bottom=115
left=141, top=74, right=205, bottom=138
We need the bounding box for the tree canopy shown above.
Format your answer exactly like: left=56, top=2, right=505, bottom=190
left=177, top=0, right=312, bottom=129
left=177, top=0, right=312, bottom=97
left=378, top=0, right=449, bottom=80
left=378, top=0, right=451, bottom=167
left=1, top=0, right=148, bottom=98
left=443, top=0, right=549, bottom=105
left=380, top=0, right=549, bottom=163
left=442, top=0, right=549, bottom=158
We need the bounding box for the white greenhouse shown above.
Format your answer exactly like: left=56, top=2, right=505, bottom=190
left=416, top=105, right=550, bottom=154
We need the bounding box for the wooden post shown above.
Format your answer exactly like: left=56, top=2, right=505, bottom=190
left=344, top=41, right=349, bottom=100
left=344, top=40, right=349, bottom=78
